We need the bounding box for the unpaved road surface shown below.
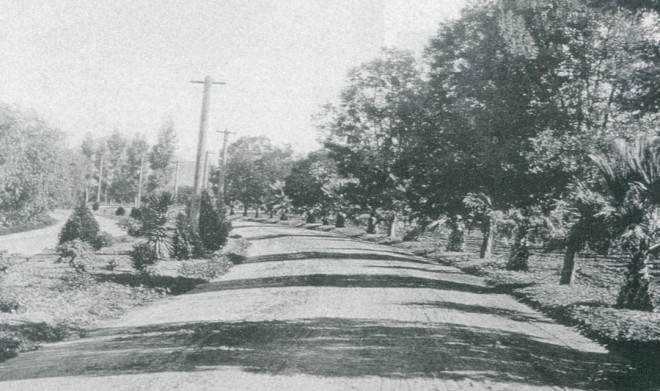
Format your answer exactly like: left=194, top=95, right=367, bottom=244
left=0, top=221, right=644, bottom=390
left=0, top=210, right=124, bottom=256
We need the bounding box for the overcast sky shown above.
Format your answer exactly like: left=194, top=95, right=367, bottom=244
left=0, top=0, right=466, bottom=160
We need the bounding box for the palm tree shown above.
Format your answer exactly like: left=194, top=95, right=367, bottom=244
left=463, top=192, right=504, bottom=259
left=591, top=137, right=659, bottom=311
left=557, top=184, right=615, bottom=285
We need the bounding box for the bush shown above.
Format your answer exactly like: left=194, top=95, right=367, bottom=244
left=335, top=212, right=346, bottom=228
left=91, top=231, right=113, bottom=249
left=115, top=206, right=126, bottom=216
left=129, top=207, right=142, bottom=220
left=58, top=199, right=101, bottom=247
left=92, top=202, right=100, bottom=211
left=130, top=242, right=158, bottom=272
left=56, top=270, right=97, bottom=291
left=120, top=218, right=143, bottom=237
left=198, top=191, right=230, bottom=252
left=172, top=213, right=204, bottom=260
left=0, top=251, right=10, bottom=275
left=177, top=253, right=233, bottom=279
left=0, top=295, right=19, bottom=313
left=56, top=239, right=94, bottom=272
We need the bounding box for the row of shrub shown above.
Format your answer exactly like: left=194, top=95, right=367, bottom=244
left=126, top=191, right=230, bottom=272
left=55, top=189, right=232, bottom=274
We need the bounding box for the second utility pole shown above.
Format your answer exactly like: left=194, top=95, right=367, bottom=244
left=216, top=129, right=235, bottom=200
left=190, top=75, right=225, bottom=228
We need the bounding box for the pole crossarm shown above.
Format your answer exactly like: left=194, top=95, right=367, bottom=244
left=190, top=81, right=226, bottom=85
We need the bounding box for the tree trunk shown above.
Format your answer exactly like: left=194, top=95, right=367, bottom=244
left=507, top=229, right=529, bottom=271
left=242, top=204, right=248, bottom=216
left=321, top=209, right=330, bottom=225
left=559, top=240, right=581, bottom=285
left=445, top=217, right=465, bottom=252
left=616, top=250, right=655, bottom=311
left=269, top=210, right=274, bottom=219
left=306, top=211, right=316, bottom=224
left=335, top=212, right=345, bottom=228
left=479, top=218, right=494, bottom=259
left=366, top=214, right=377, bottom=234
left=229, top=203, right=235, bottom=215
left=254, top=206, right=260, bottom=218
left=387, top=215, right=397, bottom=238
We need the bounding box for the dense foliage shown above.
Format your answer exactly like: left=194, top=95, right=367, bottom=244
left=0, top=105, right=85, bottom=226
left=223, top=136, right=293, bottom=215
left=304, top=0, right=660, bottom=310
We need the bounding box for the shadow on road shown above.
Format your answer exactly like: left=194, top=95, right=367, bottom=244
left=190, top=273, right=492, bottom=295
left=0, top=318, right=641, bottom=389
left=245, top=251, right=432, bottom=265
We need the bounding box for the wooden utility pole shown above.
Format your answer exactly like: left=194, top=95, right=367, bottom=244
left=96, top=153, right=104, bottom=204
left=173, top=161, right=180, bottom=200
left=136, top=154, right=145, bottom=208
left=216, top=129, right=235, bottom=199
left=190, top=75, right=225, bottom=228
left=202, top=151, right=217, bottom=189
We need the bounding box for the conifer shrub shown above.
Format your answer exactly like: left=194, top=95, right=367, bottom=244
left=198, top=191, right=230, bottom=252
left=92, top=231, right=113, bottom=249
left=58, top=199, right=102, bottom=248
left=130, top=242, right=158, bottom=272
left=172, top=213, right=204, bottom=260
left=129, top=207, right=142, bottom=220
left=115, top=206, right=126, bottom=216
left=55, top=239, right=94, bottom=272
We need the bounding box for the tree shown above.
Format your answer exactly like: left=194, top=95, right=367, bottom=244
left=463, top=193, right=505, bottom=259
left=284, top=151, right=338, bottom=223
left=59, top=198, right=101, bottom=247
left=198, top=190, right=229, bottom=251
left=223, top=136, right=293, bottom=216
left=590, top=137, right=660, bottom=311
left=555, top=184, right=616, bottom=285
left=104, top=131, right=129, bottom=203
left=148, top=120, right=177, bottom=193
left=319, top=49, right=425, bottom=234
left=267, top=180, right=293, bottom=220
left=111, top=134, right=149, bottom=204
left=0, top=104, right=85, bottom=225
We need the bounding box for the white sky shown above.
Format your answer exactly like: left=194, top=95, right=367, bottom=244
left=0, top=0, right=465, bottom=160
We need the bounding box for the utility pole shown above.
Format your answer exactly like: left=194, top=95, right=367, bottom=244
left=202, top=151, right=217, bottom=189
left=96, top=153, right=104, bottom=204
left=136, top=154, right=145, bottom=208
left=173, top=161, right=180, bottom=201
left=216, top=129, right=235, bottom=199
left=190, top=75, right=225, bottom=228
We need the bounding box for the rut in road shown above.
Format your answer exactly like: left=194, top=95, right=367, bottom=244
left=0, top=220, right=646, bottom=391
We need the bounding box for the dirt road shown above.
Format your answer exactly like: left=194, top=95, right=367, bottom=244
left=0, top=210, right=124, bottom=256
left=0, top=221, right=643, bottom=390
